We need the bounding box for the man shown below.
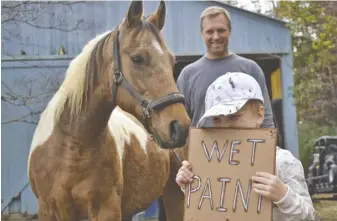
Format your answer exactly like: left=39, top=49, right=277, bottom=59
left=177, top=6, right=274, bottom=128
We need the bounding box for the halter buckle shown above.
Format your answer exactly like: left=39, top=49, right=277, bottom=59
left=143, top=108, right=150, bottom=118
left=114, top=71, right=123, bottom=84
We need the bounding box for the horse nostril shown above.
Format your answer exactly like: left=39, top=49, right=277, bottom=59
left=169, top=121, right=189, bottom=148
left=169, top=121, right=180, bottom=142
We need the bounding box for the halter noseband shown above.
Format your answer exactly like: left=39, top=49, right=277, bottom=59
left=111, top=29, right=185, bottom=134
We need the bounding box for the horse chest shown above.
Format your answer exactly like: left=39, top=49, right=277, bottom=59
left=47, top=134, right=116, bottom=179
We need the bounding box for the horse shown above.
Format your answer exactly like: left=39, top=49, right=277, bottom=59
left=27, top=1, right=190, bottom=220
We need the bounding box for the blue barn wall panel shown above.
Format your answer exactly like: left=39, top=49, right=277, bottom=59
left=2, top=1, right=291, bottom=58
left=281, top=53, right=299, bottom=159
left=1, top=59, right=70, bottom=214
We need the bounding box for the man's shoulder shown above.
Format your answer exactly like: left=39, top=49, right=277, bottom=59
left=179, top=56, right=205, bottom=78
left=231, top=53, right=259, bottom=67
left=230, top=54, right=264, bottom=81
left=183, top=56, right=205, bottom=70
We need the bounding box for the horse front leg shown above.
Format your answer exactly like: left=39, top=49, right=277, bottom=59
left=38, top=199, right=57, bottom=221
left=38, top=189, right=77, bottom=221
left=88, top=189, right=122, bottom=221
left=53, top=187, right=77, bottom=221
left=161, top=173, right=185, bottom=221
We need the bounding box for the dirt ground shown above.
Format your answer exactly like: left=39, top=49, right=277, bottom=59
left=313, top=194, right=337, bottom=221
left=142, top=197, right=337, bottom=221
left=314, top=201, right=337, bottom=221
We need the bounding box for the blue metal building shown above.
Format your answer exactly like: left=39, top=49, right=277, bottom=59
left=1, top=1, right=298, bottom=218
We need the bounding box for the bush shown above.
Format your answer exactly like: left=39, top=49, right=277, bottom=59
left=298, top=121, right=337, bottom=175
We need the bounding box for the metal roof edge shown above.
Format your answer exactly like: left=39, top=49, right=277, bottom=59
left=1, top=55, right=75, bottom=62
left=210, top=0, right=288, bottom=25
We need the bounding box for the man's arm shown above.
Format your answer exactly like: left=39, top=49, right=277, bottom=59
left=176, top=68, right=192, bottom=119
left=252, top=63, right=275, bottom=128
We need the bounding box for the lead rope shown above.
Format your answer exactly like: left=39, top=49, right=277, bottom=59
left=173, top=149, right=183, bottom=163
left=150, top=134, right=183, bottom=163
left=151, top=135, right=186, bottom=193
left=173, top=147, right=185, bottom=193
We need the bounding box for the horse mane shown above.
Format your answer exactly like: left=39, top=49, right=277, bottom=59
left=53, top=30, right=114, bottom=123
left=53, top=20, right=165, bottom=123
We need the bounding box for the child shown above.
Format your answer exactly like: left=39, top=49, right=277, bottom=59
left=176, top=72, right=315, bottom=221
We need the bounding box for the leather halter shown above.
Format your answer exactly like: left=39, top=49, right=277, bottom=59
left=112, top=29, right=185, bottom=134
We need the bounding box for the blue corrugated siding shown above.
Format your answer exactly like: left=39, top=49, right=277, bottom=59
left=281, top=53, right=299, bottom=158
left=2, top=1, right=291, bottom=59
left=1, top=59, right=71, bottom=214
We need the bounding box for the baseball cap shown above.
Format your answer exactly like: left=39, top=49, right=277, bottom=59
left=197, top=72, right=264, bottom=128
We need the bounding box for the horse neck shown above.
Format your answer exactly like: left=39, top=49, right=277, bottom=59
left=57, top=84, right=115, bottom=144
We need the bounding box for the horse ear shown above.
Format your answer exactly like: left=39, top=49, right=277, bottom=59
left=126, top=0, right=143, bottom=27
left=147, top=0, right=166, bottom=31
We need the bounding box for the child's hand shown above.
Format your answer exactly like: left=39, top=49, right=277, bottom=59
left=251, top=172, right=288, bottom=202
left=176, top=160, right=194, bottom=187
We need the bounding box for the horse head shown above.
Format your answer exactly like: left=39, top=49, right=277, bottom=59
left=54, top=0, right=190, bottom=149
left=110, top=1, right=190, bottom=149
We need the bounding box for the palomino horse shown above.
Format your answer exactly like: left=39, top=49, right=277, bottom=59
left=28, top=1, right=190, bottom=221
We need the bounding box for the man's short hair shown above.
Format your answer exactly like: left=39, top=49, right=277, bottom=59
left=200, top=6, right=232, bottom=31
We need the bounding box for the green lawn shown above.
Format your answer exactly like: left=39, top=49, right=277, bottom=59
left=141, top=199, right=337, bottom=221
left=312, top=194, right=337, bottom=221
left=314, top=200, right=337, bottom=221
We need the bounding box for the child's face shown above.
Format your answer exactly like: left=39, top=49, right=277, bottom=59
left=210, top=101, right=264, bottom=128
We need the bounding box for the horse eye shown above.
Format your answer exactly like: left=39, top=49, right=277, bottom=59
left=131, top=55, right=144, bottom=65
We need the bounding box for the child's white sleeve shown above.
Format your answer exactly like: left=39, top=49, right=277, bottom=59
left=274, top=153, right=316, bottom=221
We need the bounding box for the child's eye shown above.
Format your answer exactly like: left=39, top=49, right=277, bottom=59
left=230, top=115, right=240, bottom=121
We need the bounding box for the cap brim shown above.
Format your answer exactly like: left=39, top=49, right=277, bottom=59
left=197, top=100, right=249, bottom=128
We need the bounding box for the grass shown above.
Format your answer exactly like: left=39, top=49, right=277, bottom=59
left=140, top=197, right=337, bottom=221
left=312, top=194, right=337, bottom=221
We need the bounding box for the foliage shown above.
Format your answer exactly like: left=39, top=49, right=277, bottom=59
left=219, top=0, right=239, bottom=7
left=1, top=1, right=95, bottom=125
left=313, top=200, right=337, bottom=221
left=1, top=72, right=63, bottom=125
left=1, top=1, right=85, bottom=30
left=275, top=1, right=337, bottom=127
left=274, top=2, right=337, bottom=174
left=298, top=122, right=337, bottom=174
left=1, top=1, right=95, bottom=56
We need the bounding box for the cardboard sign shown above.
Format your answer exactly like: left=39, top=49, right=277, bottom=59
left=183, top=128, right=277, bottom=221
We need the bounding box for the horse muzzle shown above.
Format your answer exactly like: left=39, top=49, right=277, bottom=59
left=152, top=120, right=189, bottom=149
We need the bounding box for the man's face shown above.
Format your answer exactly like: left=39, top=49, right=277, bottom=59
left=210, top=102, right=264, bottom=128
left=201, top=13, right=230, bottom=58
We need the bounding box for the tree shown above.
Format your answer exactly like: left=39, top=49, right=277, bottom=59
left=218, top=0, right=240, bottom=7
left=275, top=1, right=337, bottom=168
left=1, top=1, right=96, bottom=125
left=1, top=1, right=96, bottom=56
left=1, top=71, right=63, bottom=125
left=2, top=1, right=85, bottom=30
left=275, top=1, right=337, bottom=126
